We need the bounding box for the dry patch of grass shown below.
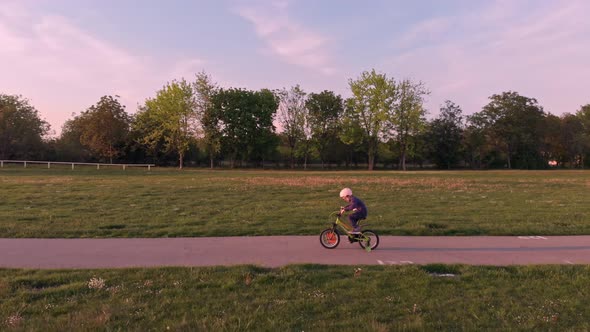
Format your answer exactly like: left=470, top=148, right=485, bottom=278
left=539, top=178, right=590, bottom=186
left=236, top=176, right=484, bottom=192
left=2, top=169, right=590, bottom=237
left=1, top=176, right=74, bottom=185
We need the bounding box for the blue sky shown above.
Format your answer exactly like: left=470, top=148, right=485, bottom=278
left=1, top=0, right=589, bottom=136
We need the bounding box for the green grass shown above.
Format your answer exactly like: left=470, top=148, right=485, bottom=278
left=1, top=265, right=589, bottom=330
left=1, top=167, right=590, bottom=237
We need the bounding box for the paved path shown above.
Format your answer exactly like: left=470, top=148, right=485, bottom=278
left=1, top=236, right=590, bottom=268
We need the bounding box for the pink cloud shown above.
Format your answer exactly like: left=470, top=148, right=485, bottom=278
left=387, top=0, right=590, bottom=116
left=0, top=2, right=206, bottom=136
left=234, top=2, right=336, bottom=75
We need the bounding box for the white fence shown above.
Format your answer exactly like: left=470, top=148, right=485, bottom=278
left=0, top=160, right=155, bottom=170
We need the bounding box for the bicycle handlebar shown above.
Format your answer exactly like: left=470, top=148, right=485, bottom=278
left=330, top=210, right=347, bottom=219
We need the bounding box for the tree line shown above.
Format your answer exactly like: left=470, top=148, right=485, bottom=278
left=1, top=70, right=589, bottom=170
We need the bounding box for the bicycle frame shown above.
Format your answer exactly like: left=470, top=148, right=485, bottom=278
left=329, top=212, right=366, bottom=239
left=321, top=211, right=378, bottom=251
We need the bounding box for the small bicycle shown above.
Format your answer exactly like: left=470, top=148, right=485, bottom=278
left=319, top=211, right=379, bottom=251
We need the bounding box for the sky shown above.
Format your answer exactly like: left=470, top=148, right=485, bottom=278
left=1, top=0, right=589, bottom=137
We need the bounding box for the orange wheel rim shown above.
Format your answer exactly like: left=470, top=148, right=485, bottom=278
left=326, top=232, right=336, bottom=244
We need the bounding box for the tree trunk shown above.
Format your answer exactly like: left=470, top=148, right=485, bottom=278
left=289, top=145, right=296, bottom=169
left=400, top=152, right=407, bottom=171
left=398, top=143, right=407, bottom=171
left=367, top=142, right=376, bottom=171
left=179, top=153, right=184, bottom=169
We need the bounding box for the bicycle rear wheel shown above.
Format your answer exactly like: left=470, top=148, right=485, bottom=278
left=320, top=228, right=340, bottom=249
left=358, top=230, right=379, bottom=251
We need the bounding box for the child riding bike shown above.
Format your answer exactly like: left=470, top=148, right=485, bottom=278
left=319, top=188, right=378, bottom=251
left=339, top=188, right=367, bottom=234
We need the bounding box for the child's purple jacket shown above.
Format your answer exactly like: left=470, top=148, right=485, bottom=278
left=343, top=196, right=368, bottom=219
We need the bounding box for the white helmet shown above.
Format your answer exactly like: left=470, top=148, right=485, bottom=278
left=339, top=188, right=353, bottom=198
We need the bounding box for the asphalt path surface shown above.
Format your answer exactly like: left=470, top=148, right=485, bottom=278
left=2, top=236, right=590, bottom=269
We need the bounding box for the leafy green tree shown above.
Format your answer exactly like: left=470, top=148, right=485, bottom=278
left=141, top=79, right=198, bottom=169
left=277, top=85, right=307, bottom=168
left=193, top=71, right=220, bottom=168
left=576, top=104, right=590, bottom=167
left=346, top=69, right=397, bottom=170
left=411, top=129, right=430, bottom=168
left=130, top=106, right=169, bottom=164
left=57, top=113, right=93, bottom=162
left=306, top=90, right=344, bottom=168
left=577, top=104, right=590, bottom=127
left=0, top=94, right=49, bottom=160
left=295, top=114, right=314, bottom=169
left=377, top=140, right=397, bottom=168
left=427, top=100, right=464, bottom=169
left=480, top=91, right=546, bottom=169
left=560, top=113, right=586, bottom=167
left=538, top=114, right=562, bottom=166
left=390, top=79, right=429, bottom=170
left=248, top=90, right=280, bottom=167
left=211, top=88, right=278, bottom=168
left=463, top=113, right=488, bottom=168
left=75, top=95, right=130, bottom=163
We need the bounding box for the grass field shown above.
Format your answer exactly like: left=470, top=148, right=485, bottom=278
left=1, top=167, right=590, bottom=237
left=2, top=168, right=590, bottom=330
left=1, top=264, right=590, bottom=330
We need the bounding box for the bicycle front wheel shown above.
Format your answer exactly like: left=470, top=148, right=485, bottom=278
left=320, top=228, right=340, bottom=249
left=358, top=230, right=379, bottom=251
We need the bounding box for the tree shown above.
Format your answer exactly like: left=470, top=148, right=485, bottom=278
left=480, top=91, right=546, bottom=169
left=306, top=90, right=344, bottom=168
left=576, top=104, right=590, bottom=167
left=211, top=88, right=278, bottom=168
left=248, top=89, right=280, bottom=166
left=140, top=79, right=198, bottom=169
left=130, top=106, right=169, bottom=164
left=339, top=97, right=368, bottom=168
left=560, top=113, right=586, bottom=167
left=277, top=85, right=307, bottom=168
left=538, top=114, right=562, bottom=166
left=57, top=113, right=93, bottom=162
left=193, top=71, right=220, bottom=168
left=75, top=95, right=130, bottom=163
left=346, top=69, right=397, bottom=170
left=463, top=112, right=490, bottom=169
left=427, top=100, right=464, bottom=169
left=390, top=79, right=429, bottom=170
left=0, top=94, right=49, bottom=160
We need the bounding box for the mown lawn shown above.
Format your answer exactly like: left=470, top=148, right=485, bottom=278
left=1, top=265, right=589, bottom=331
left=1, top=167, right=590, bottom=237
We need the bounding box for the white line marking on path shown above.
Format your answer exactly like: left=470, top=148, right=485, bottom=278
left=564, top=260, right=574, bottom=265
left=377, top=260, right=385, bottom=265
left=517, top=236, right=547, bottom=240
